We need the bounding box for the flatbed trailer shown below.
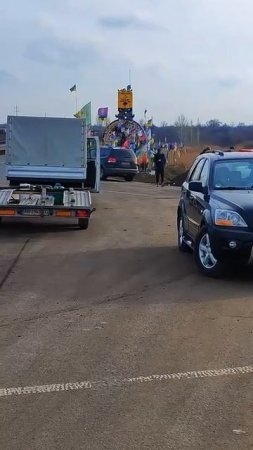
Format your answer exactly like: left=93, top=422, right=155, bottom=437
left=2, top=115, right=100, bottom=229
left=0, top=184, right=95, bottom=229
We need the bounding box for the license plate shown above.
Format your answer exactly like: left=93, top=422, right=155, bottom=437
left=121, top=162, right=130, bottom=167
left=19, top=209, right=50, bottom=216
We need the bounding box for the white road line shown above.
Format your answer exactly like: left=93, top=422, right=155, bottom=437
left=1, top=364, right=253, bottom=399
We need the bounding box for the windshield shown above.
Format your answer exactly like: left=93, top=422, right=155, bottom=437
left=213, top=159, right=253, bottom=189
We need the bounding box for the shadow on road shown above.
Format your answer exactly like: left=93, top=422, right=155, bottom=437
left=102, top=178, right=127, bottom=183
left=0, top=220, right=81, bottom=237
left=1, top=243, right=252, bottom=314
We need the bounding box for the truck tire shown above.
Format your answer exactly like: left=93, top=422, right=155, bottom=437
left=100, top=167, right=107, bottom=181
left=79, top=218, right=89, bottom=230
left=194, top=227, right=224, bottom=277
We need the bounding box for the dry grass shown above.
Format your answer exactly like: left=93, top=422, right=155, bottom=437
left=168, top=147, right=201, bottom=170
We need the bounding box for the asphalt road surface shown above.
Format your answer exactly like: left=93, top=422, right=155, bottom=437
left=1, top=179, right=253, bottom=450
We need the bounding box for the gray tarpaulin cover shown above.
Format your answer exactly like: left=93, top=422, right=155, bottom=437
left=7, top=116, right=86, bottom=168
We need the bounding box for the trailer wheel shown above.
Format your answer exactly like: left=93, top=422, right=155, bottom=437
left=78, top=218, right=89, bottom=230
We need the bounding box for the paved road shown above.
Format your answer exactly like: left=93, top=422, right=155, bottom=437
left=1, top=180, right=253, bottom=449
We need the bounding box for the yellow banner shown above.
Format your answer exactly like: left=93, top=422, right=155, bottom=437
left=118, top=89, right=133, bottom=109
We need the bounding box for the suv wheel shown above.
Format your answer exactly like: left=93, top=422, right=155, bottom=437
left=194, top=227, right=224, bottom=277
left=125, top=175, right=134, bottom=182
left=177, top=214, right=191, bottom=252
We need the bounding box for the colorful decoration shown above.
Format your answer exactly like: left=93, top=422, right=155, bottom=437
left=103, top=119, right=147, bottom=153
left=98, top=107, right=109, bottom=119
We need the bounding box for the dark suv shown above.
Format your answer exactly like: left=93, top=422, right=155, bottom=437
left=100, top=147, right=138, bottom=181
left=177, top=151, right=253, bottom=276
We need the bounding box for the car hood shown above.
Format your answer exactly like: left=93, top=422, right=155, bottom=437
left=211, top=190, right=253, bottom=227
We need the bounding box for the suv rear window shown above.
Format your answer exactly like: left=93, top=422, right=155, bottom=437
left=111, top=149, right=136, bottom=159
left=100, top=147, right=111, bottom=158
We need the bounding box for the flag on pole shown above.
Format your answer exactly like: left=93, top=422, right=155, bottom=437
left=70, top=84, right=77, bottom=92
left=74, top=102, right=91, bottom=125
left=98, top=107, right=109, bottom=119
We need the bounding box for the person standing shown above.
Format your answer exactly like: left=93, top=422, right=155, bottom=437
left=154, top=147, right=166, bottom=186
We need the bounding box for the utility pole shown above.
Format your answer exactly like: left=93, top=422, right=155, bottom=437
left=128, top=68, right=132, bottom=87
left=144, top=109, right=147, bottom=126
left=197, top=118, right=200, bottom=145
left=15, top=105, right=19, bottom=116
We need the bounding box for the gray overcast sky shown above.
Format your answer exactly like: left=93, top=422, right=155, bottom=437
left=1, top=0, right=253, bottom=124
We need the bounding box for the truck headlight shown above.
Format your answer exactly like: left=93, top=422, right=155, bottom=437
left=215, top=209, right=247, bottom=227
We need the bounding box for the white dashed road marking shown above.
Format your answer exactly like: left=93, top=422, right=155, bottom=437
left=1, top=364, right=253, bottom=399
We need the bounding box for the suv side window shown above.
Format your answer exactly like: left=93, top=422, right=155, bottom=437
left=187, top=160, right=199, bottom=181
left=189, top=159, right=205, bottom=182
left=199, top=160, right=209, bottom=185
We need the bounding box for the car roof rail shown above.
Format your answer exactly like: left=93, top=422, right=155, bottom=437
left=201, top=149, right=224, bottom=156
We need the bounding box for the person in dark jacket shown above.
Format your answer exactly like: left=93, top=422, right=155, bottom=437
left=154, top=148, right=166, bottom=186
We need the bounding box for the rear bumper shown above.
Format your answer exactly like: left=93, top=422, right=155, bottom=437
left=7, top=165, right=87, bottom=181
left=104, top=167, right=138, bottom=177
left=209, top=226, right=253, bottom=259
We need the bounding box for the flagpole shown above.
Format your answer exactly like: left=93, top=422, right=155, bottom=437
left=75, top=89, right=78, bottom=114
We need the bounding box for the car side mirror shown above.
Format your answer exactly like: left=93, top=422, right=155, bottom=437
left=189, top=181, right=207, bottom=195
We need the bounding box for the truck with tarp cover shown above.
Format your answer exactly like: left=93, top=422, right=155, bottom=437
left=0, top=115, right=100, bottom=229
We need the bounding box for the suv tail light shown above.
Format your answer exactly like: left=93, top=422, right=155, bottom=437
left=108, top=157, right=117, bottom=163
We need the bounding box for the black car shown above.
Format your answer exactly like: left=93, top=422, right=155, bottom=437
left=100, top=147, right=138, bottom=181
left=177, top=151, right=253, bottom=277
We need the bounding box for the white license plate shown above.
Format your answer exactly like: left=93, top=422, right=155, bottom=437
left=20, top=209, right=50, bottom=216
left=121, top=162, right=130, bottom=167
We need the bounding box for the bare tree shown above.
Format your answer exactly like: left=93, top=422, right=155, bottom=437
left=160, top=121, right=168, bottom=127
left=174, top=115, right=189, bottom=145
